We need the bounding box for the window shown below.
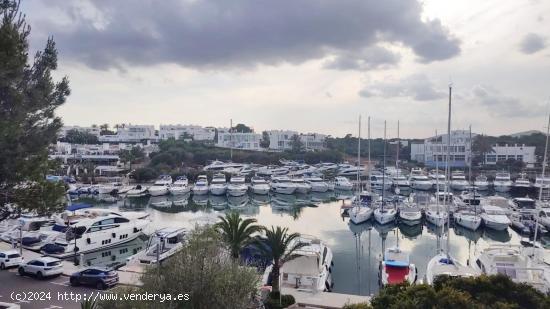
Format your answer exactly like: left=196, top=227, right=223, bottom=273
left=0, top=253, right=4, bottom=258
left=8, top=254, right=20, bottom=259
left=516, top=155, right=523, bottom=161
left=47, top=261, right=61, bottom=267
left=507, top=155, right=515, bottom=160
left=486, top=155, right=497, bottom=162
left=114, top=217, right=129, bottom=224
left=497, top=155, right=507, bottom=161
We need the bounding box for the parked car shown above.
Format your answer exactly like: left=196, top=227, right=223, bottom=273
left=70, top=267, right=119, bottom=290
left=0, top=250, right=23, bottom=269
left=18, top=257, right=63, bottom=279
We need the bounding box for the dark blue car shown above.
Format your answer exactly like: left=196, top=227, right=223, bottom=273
left=70, top=267, right=118, bottom=290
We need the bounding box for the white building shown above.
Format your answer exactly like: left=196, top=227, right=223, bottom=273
left=98, top=125, right=156, bottom=143
left=59, top=126, right=101, bottom=138
left=216, top=128, right=262, bottom=151
left=267, top=130, right=327, bottom=151
left=410, top=130, right=476, bottom=168
left=158, top=125, right=216, bottom=141
left=484, top=144, right=536, bottom=166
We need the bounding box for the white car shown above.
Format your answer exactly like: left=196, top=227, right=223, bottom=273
left=18, top=257, right=63, bottom=279
left=0, top=250, right=23, bottom=269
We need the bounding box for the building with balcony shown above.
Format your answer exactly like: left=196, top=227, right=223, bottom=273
left=410, top=130, right=476, bottom=168
left=216, top=128, right=262, bottom=151
left=158, top=124, right=216, bottom=141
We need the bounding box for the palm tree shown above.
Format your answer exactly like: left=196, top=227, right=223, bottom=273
left=254, top=226, right=306, bottom=294
left=215, top=211, right=262, bottom=260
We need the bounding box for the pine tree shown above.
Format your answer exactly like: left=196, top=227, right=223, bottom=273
left=0, top=1, right=70, bottom=211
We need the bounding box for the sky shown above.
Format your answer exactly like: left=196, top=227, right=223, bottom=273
left=20, top=0, right=550, bottom=138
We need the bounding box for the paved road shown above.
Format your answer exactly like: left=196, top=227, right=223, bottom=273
left=0, top=267, right=105, bottom=309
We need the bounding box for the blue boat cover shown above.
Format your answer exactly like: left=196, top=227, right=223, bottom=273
left=66, top=203, right=92, bottom=211
left=384, top=260, right=409, bottom=267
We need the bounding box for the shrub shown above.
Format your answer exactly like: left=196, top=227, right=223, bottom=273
left=264, top=292, right=296, bottom=309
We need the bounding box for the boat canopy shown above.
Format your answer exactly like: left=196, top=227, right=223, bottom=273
left=66, top=203, right=92, bottom=212
left=282, top=256, right=320, bottom=276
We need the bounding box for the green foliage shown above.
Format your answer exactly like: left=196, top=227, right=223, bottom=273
left=215, top=211, right=262, bottom=259
left=81, top=299, right=98, bottom=309
left=119, top=146, right=145, bottom=170
left=260, top=130, right=270, bottom=148
left=234, top=123, right=253, bottom=133
left=0, top=1, right=69, bottom=211
left=11, top=180, right=66, bottom=215
left=254, top=226, right=306, bottom=293
left=264, top=292, right=296, bottom=309
left=61, top=129, right=99, bottom=144
left=290, top=134, right=304, bottom=153
left=365, top=275, right=550, bottom=309
left=101, top=227, right=260, bottom=309
left=132, top=167, right=158, bottom=182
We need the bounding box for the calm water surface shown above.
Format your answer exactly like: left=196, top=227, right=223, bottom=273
left=76, top=190, right=524, bottom=296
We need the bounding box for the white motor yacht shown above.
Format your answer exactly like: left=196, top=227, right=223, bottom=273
left=450, top=172, right=469, bottom=191
left=369, top=172, right=392, bottom=191
left=425, top=204, right=448, bottom=227
left=337, top=165, right=366, bottom=177
left=473, top=245, right=549, bottom=292
left=509, top=197, right=537, bottom=214
left=513, top=172, right=532, bottom=190
left=426, top=252, right=480, bottom=285
left=493, top=172, right=512, bottom=192
left=192, top=175, right=209, bottom=195
left=97, top=182, right=121, bottom=195
left=126, top=184, right=148, bottom=197
left=305, top=177, right=330, bottom=193
left=398, top=204, right=422, bottom=226
left=168, top=176, right=190, bottom=195
left=148, top=175, right=172, bottom=196
left=209, top=173, right=227, bottom=196
left=133, top=227, right=186, bottom=264
left=374, top=202, right=397, bottom=225
left=256, top=165, right=289, bottom=178
left=410, top=175, right=433, bottom=191
left=537, top=208, right=550, bottom=230
left=262, top=235, right=333, bottom=292
left=42, top=214, right=149, bottom=258
left=291, top=178, right=312, bottom=194
left=474, top=175, right=489, bottom=191
left=428, top=170, right=446, bottom=191
left=249, top=177, right=270, bottom=195
left=392, top=175, right=410, bottom=193
left=334, top=177, right=353, bottom=191
left=227, top=176, right=248, bottom=197
left=480, top=205, right=511, bottom=231
left=454, top=210, right=482, bottom=230
left=270, top=176, right=296, bottom=195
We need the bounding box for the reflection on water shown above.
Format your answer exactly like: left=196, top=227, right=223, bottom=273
left=82, top=190, right=524, bottom=296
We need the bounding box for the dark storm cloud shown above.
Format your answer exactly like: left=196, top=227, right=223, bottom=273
left=29, top=0, right=461, bottom=70
left=519, top=33, right=546, bottom=54
left=471, top=84, right=543, bottom=117
left=359, top=74, right=446, bottom=101
left=323, top=46, right=401, bottom=71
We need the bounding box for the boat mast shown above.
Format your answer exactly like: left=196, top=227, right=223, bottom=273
left=445, top=84, right=452, bottom=258
left=368, top=116, right=372, bottom=192
left=468, top=125, right=472, bottom=191
left=533, top=113, right=550, bottom=245
left=357, top=115, right=361, bottom=200
left=396, top=120, right=400, bottom=178
left=435, top=130, right=440, bottom=209
left=230, top=119, right=233, bottom=161
left=382, top=120, right=387, bottom=210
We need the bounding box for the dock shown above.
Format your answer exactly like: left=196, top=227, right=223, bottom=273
left=282, top=287, right=371, bottom=308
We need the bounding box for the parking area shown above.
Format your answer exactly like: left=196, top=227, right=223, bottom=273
left=0, top=269, right=107, bottom=309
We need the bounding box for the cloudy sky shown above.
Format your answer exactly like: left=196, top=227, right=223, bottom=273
left=21, top=0, right=550, bottom=138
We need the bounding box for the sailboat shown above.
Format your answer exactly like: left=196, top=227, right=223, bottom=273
left=380, top=228, right=417, bottom=285
left=454, top=125, right=482, bottom=231
left=374, top=121, right=397, bottom=225
left=425, top=130, right=448, bottom=227
left=350, top=116, right=373, bottom=224
left=426, top=84, right=480, bottom=285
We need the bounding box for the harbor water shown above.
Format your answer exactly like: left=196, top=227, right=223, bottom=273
left=75, top=189, right=530, bottom=296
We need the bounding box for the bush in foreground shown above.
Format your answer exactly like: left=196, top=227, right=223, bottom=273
left=345, top=274, right=550, bottom=309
